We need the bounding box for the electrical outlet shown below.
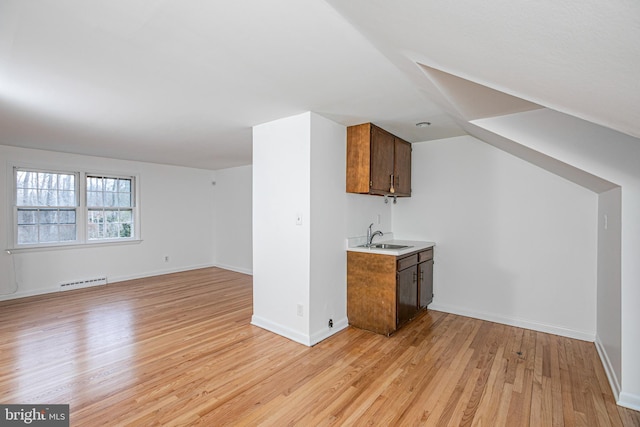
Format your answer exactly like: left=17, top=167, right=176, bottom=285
left=328, top=318, right=333, bottom=328
left=297, top=304, right=303, bottom=317
left=164, top=255, right=169, bottom=262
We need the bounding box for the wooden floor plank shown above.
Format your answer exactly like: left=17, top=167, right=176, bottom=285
left=0, top=267, right=637, bottom=426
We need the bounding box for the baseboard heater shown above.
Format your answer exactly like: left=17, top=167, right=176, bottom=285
left=59, top=276, right=107, bottom=291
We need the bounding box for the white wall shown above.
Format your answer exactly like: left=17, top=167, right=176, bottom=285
left=473, top=108, right=640, bottom=409
left=0, top=145, right=216, bottom=300
left=597, top=186, right=622, bottom=397
left=213, top=165, right=252, bottom=275
left=393, top=135, right=598, bottom=339
left=252, top=112, right=356, bottom=346
left=308, top=113, right=352, bottom=342
left=252, top=112, right=313, bottom=343
left=346, top=193, right=392, bottom=239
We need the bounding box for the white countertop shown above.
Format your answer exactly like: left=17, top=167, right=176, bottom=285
left=346, top=239, right=435, bottom=257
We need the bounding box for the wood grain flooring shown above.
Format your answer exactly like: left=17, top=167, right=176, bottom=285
left=0, top=267, right=638, bottom=426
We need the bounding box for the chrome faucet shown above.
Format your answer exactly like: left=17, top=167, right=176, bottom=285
left=367, top=223, right=384, bottom=246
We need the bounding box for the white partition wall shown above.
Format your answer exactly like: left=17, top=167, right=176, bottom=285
left=252, top=112, right=348, bottom=346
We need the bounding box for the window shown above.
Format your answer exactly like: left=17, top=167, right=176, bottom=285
left=15, top=169, right=78, bottom=245
left=12, top=167, right=138, bottom=248
left=86, top=175, right=134, bottom=240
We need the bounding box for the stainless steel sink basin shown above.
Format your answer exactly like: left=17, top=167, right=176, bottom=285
left=359, top=243, right=412, bottom=250
left=372, top=244, right=411, bottom=249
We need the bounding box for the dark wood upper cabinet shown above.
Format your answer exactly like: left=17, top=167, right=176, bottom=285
left=394, top=137, right=411, bottom=195
left=346, top=123, right=411, bottom=197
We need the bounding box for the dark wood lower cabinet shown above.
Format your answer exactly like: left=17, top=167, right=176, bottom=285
left=419, top=259, right=434, bottom=308
left=347, top=247, right=434, bottom=335
left=397, top=264, right=419, bottom=328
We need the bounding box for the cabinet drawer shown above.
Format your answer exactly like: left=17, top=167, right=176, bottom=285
left=397, top=254, right=418, bottom=271
left=418, top=249, right=433, bottom=262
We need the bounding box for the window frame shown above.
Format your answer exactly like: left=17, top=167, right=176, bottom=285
left=85, top=174, right=136, bottom=243
left=9, top=165, right=141, bottom=251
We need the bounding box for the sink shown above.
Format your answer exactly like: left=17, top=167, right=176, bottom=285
left=359, top=243, right=412, bottom=250
left=372, top=244, right=411, bottom=249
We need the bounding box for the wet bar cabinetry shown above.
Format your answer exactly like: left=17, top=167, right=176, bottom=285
left=347, top=246, right=434, bottom=335
left=346, top=123, right=411, bottom=197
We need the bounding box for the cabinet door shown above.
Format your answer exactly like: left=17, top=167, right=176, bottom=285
left=394, top=138, right=412, bottom=196
left=397, top=267, right=419, bottom=327
left=370, top=126, right=395, bottom=193
left=419, top=260, right=434, bottom=308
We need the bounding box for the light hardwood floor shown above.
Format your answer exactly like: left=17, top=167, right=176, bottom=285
left=0, top=267, right=638, bottom=426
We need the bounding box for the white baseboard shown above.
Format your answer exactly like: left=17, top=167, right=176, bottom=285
left=618, top=392, right=640, bottom=412
left=214, top=263, right=253, bottom=276
left=428, top=302, right=596, bottom=342
left=108, top=263, right=216, bottom=284
left=0, top=286, right=53, bottom=301
left=309, top=317, right=349, bottom=346
left=251, top=315, right=349, bottom=347
left=0, top=263, right=217, bottom=302
left=594, top=335, right=621, bottom=402
left=251, top=315, right=312, bottom=346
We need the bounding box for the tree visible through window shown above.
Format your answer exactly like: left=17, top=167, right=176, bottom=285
left=87, top=175, right=134, bottom=240
left=15, top=170, right=78, bottom=245
left=13, top=168, right=137, bottom=247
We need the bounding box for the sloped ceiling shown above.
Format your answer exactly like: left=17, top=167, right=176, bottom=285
left=1, top=0, right=639, bottom=170
left=326, top=0, right=640, bottom=139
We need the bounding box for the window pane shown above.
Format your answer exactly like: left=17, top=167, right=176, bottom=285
left=59, top=174, right=75, bottom=191
left=118, top=179, right=131, bottom=192
left=38, top=209, right=58, bottom=224
left=21, top=171, right=38, bottom=189
left=58, top=190, right=75, bottom=206
left=39, top=225, right=59, bottom=242
left=16, top=170, right=76, bottom=208
left=88, top=223, right=101, bottom=239
left=88, top=209, right=104, bottom=240
left=87, top=191, right=102, bottom=207
left=104, top=178, right=117, bottom=192
left=17, top=209, right=37, bottom=225
left=105, top=210, right=118, bottom=223
left=88, top=210, right=103, bottom=223
left=17, top=225, right=38, bottom=244
left=16, top=170, right=28, bottom=189
left=120, top=223, right=132, bottom=238
left=37, top=173, right=57, bottom=190
left=119, top=210, right=132, bottom=223
left=117, top=193, right=131, bottom=207
left=37, top=189, right=58, bottom=206
left=59, top=209, right=76, bottom=224
left=17, top=189, right=37, bottom=206
left=16, top=206, right=77, bottom=245
left=58, top=225, right=76, bottom=241
left=14, top=169, right=83, bottom=246
left=87, top=176, right=101, bottom=191
left=104, top=192, right=116, bottom=207
left=106, top=223, right=119, bottom=238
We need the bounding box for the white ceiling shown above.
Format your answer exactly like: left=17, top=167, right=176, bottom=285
left=1, top=0, right=638, bottom=170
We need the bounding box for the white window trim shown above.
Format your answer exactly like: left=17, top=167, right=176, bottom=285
left=6, top=163, right=142, bottom=252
